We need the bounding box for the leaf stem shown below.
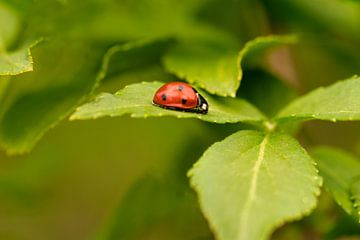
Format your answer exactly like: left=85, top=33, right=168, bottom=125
left=263, top=120, right=277, bottom=133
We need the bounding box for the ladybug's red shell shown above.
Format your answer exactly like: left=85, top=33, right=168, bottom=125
left=152, top=82, right=208, bottom=114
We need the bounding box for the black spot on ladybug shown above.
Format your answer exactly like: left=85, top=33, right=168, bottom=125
left=181, top=98, right=187, bottom=104
left=178, top=85, right=184, bottom=91
left=161, top=94, right=167, bottom=101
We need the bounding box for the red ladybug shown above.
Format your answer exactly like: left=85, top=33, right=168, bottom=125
left=153, top=82, right=208, bottom=114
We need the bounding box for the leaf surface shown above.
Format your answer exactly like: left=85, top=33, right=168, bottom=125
left=0, top=39, right=110, bottom=154
left=0, top=2, right=40, bottom=76
left=163, top=35, right=297, bottom=97
left=188, top=130, right=321, bottom=240
left=311, top=146, right=360, bottom=220
left=71, top=81, right=266, bottom=125
left=0, top=2, right=19, bottom=47
left=0, top=40, right=41, bottom=76
left=275, top=76, right=360, bottom=123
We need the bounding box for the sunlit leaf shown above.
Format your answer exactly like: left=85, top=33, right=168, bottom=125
left=0, top=40, right=41, bottom=76
left=70, top=82, right=267, bottom=125
left=163, top=35, right=297, bottom=97
left=188, top=130, right=321, bottom=240
left=275, top=76, right=360, bottom=123
left=0, top=2, right=40, bottom=76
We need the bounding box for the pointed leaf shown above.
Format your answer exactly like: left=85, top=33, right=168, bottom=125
left=0, top=39, right=112, bottom=154
left=188, top=130, right=321, bottom=240
left=70, top=82, right=266, bottom=125
left=0, top=40, right=41, bottom=76
left=275, top=76, right=360, bottom=123
left=311, top=146, right=360, bottom=220
left=0, top=2, right=41, bottom=76
left=163, top=35, right=297, bottom=97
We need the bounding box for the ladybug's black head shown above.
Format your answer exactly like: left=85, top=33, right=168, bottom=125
left=197, top=93, right=208, bottom=114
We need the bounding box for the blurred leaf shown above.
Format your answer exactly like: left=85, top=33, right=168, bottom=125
left=275, top=76, right=360, bottom=123
left=104, top=38, right=174, bottom=79
left=351, top=179, right=360, bottom=221
left=0, top=39, right=110, bottom=154
left=0, top=2, right=20, bottom=48
left=16, top=0, right=102, bottom=40
left=71, top=81, right=266, bottom=125
left=0, top=76, right=10, bottom=101
left=188, top=130, right=321, bottom=240
left=237, top=35, right=297, bottom=70
left=0, top=40, right=41, bottom=76
left=80, top=0, right=218, bottom=42
left=0, top=2, right=39, bottom=76
left=239, top=70, right=297, bottom=117
left=163, top=35, right=297, bottom=97
left=198, top=0, right=270, bottom=40
left=311, top=147, right=360, bottom=220
left=262, top=0, right=360, bottom=40
left=99, top=176, right=211, bottom=240
left=325, top=213, right=360, bottom=240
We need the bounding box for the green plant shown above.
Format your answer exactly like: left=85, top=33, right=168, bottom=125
left=0, top=0, right=359, bottom=239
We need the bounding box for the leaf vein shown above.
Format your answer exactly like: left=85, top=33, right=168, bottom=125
left=238, top=134, right=269, bottom=239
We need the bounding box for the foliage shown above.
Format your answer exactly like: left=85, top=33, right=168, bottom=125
left=0, top=0, right=359, bottom=239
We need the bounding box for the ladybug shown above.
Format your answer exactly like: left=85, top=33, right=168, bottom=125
left=152, top=82, right=208, bottom=114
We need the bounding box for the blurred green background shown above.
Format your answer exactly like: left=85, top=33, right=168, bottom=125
left=0, top=0, right=359, bottom=239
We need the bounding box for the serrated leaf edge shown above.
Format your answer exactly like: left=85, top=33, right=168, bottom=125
left=70, top=81, right=267, bottom=125
left=274, top=75, right=360, bottom=123
left=188, top=131, right=322, bottom=240
left=0, top=38, right=43, bottom=76
left=164, top=34, right=297, bottom=98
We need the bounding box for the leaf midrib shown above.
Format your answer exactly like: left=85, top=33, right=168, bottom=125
left=238, top=134, right=269, bottom=240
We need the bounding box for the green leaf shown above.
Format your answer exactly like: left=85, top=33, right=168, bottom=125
left=0, top=2, right=40, bottom=76
left=70, top=81, right=266, bottom=125
left=188, top=130, right=321, bottom=240
left=0, top=39, right=112, bottom=154
left=0, top=2, right=20, bottom=47
left=0, top=40, right=41, bottom=76
left=104, top=38, right=174, bottom=78
left=163, top=35, right=297, bottom=97
left=311, top=146, right=360, bottom=220
left=275, top=76, right=360, bottom=123
left=262, top=0, right=360, bottom=41
left=79, top=0, right=212, bottom=41
left=0, top=76, right=10, bottom=101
